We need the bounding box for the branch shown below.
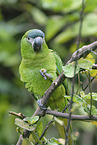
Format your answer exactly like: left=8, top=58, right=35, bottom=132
left=9, top=111, right=26, bottom=119
left=41, top=109, right=97, bottom=121
left=66, top=41, right=97, bottom=65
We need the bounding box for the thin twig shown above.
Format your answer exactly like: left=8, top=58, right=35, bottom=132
left=39, top=120, right=53, bottom=140
left=65, top=0, right=85, bottom=144
left=16, top=135, right=23, bottom=145
left=76, top=73, right=81, bottom=94
left=9, top=111, right=26, bottom=119
left=83, top=77, right=94, bottom=91
left=35, top=103, right=71, bottom=144
left=35, top=120, right=54, bottom=145
left=88, top=70, right=93, bottom=117
left=62, top=102, right=71, bottom=113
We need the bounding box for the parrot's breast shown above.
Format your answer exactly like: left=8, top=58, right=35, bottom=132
left=19, top=51, right=57, bottom=97
left=19, top=49, right=65, bottom=110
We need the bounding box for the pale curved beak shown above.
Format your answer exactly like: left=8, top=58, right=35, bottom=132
left=33, top=37, right=43, bottom=52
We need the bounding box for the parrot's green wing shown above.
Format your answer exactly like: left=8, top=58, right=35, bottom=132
left=52, top=50, right=68, bottom=95
left=51, top=50, right=63, bottom=76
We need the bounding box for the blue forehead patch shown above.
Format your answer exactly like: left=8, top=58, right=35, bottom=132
left=28, top=29, right=45, bottom=38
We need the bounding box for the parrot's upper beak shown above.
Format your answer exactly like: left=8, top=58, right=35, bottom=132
left=33, top=37, right=43, bottom=52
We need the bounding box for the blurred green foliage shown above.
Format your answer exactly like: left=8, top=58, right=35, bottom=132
left=0, top=0, right=97, bottom=144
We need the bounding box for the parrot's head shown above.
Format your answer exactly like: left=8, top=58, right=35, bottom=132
left=21, top=29, right=48, bottom=59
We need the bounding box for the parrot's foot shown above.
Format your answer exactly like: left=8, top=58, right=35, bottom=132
left=37, top=99, right=47, bottom=110
left=39, top=69, right=52, bottom=80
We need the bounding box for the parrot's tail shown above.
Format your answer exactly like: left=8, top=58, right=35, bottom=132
left=48, top=84, right=73, bottom=144
left=55, top=118, right=73, bottom=145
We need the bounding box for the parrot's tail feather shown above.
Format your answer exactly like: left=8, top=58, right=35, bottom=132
left=55, top=118, right=73, bottom=145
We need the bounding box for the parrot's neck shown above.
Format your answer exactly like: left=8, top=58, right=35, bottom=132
left=22, top=50, right=53, bottom=68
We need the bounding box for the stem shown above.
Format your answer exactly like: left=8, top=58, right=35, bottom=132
left=39, top=120, right=53, bottom=140
left=65, top=0, right=85, bottom=144
left=83, top=77, right=94, bottom=91
left=45, top=109, right=97, bottom=120
left=35, top=120, right=54, bottom=145
left=88, top=70, right=92, bottom=117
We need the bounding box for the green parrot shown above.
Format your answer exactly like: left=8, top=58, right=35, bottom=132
left=19, top=29, right=72, bottom=144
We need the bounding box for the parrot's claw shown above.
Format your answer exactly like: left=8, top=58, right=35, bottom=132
left=37, top=99, right=47, bottom=110
left=39, top=69, right=52, bottom=80
left=39, top=69, right=47, bottom=80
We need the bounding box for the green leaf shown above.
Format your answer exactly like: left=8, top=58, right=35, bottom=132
left=35, top=121, right=43, bottom=136
left=54, top=117, right=64, bottom=126
left=83, top=104, right=97, bottom=116
left=21, top=138, right=29, bottom=145
left=83, top=92, right=97, bottom=101
left=73, top=94, right=83, bottom=104
left=80, top=91, right=85, bottom=98
left=48, top=137, right=61, bottom=145
left=91, top=105, right=97, bottom=115
left=15, top=118, right=35, bottom=131
left=77, top=59, right=93, bottom=70
left=65, top=94, right=83, bottom=103
left=63, top=62, right=80, bottom=78
left=63, top=53, right=94, bottom=78
left=90, top=69, right=97, bottom=78
left=29, top=132, right=41, bottom=144
left=23, top=116, right=39, bottom=124
left=90, top=121, right=97, bottom=127
left=80, top=92, right=97, bottom=115
left=65, top=94, right=97, bottom=115
left=85, top=53, right=95, bottom=65
left=28, top=134, right=35, bottom=144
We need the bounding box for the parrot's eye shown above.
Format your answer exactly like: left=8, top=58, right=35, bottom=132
left=27, top=37, right=34, bottom=44
left=27, top=37, right=30, bottom=41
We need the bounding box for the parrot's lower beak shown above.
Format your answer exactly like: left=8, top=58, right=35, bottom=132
left=33, top=37, right=43, bottom=52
